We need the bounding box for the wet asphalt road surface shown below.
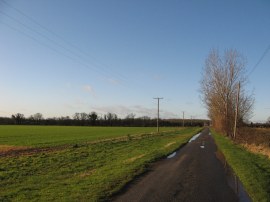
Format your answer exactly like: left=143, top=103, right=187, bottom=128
left=113, top=128, right=238, bottom=202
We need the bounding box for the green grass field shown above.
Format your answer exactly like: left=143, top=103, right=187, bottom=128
left=0, top=125, right=181, bottom=147
left=0, top=126, right=201, bottom=201
left=212, top=130, right=270, bottom=202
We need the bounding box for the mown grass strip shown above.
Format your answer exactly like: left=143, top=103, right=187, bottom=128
left=212, top=130, right=270, bottom=202
left=0, top=127, right=201, bottom=201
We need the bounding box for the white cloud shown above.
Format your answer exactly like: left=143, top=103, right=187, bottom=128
left=92, top=105, right=132, bottom=115
left=65, top=99, right=88, bottom=110
left=185, top=101, right=193, bottom=106
left=153, top=74, right=164, bottom=81
left=82, top=85, right=95, bottom=96
left=132, top=105, right=156, bottom=117
left=107, top=78, right=121, bottom=85
left=65, top=82, right=72, bottom=88
left=160, top=110, right=179, bottom=118
left=91, top=105, right=177, bottom=119
left=0, top=110, right=11, bottom=116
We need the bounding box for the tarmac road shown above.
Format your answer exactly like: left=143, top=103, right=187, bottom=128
left=113, top=128, right=238, bottom=202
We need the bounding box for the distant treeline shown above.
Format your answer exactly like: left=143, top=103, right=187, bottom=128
left=0, top=112, right=209, bottom=127
left=249, top=122, right=270, bottom=128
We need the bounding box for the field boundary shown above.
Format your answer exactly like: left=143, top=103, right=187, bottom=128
left=0, top=129, right=189, bottom=157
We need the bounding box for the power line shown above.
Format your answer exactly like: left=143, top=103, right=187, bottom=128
left=248, top=44, right=270, bottom=76
left=0, top=20, right=120, bottom=80
left=0, top=1, right=129, bottom=83
left=1, top=20, right=146, bottom=93
left=0, top=0, right=155, bottom=91
left=0, top=11, right=126, bottom=83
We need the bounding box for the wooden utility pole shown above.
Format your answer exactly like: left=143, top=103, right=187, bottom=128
left=182, top=111, right=185, bottom=127
left=154, top=97, right=163, bottom=132
left=233, top=82, right=240, bottom=139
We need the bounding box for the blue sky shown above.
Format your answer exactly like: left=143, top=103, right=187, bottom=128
left=0, top=0, right=269, bottom=122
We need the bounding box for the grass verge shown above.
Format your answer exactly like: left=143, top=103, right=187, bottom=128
left=212, top=130, right=270, bottom=202
left=0, top=127, right=201, bottom=201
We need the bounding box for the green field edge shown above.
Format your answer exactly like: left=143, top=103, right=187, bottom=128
left=2, top=128, right=197, bottom=158
left=211, top=129, right=270, bottom=202
left=1, top=127, right=198, bottom=152
left=0, top=127, right=202, bottom=201
left=0, top=126, right=190, bottom=148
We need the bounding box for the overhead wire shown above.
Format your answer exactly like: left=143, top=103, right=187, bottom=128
left=0, top=1, right=198, bottom=121
left=0, top=20, right=111, bottom=78
left=1, top=0, right=129, bottom=80
left=0, top=0, right=130, bottom=84
left=0, top=0, right=116, bottom=70
left=248, top=44, right=270, bottom=76
left=0, top=0, right=178, bottom=117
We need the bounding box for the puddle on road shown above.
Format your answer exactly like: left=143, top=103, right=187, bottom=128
left=200, top=141, right=205, bottom=149
left=167, top=152, right=176, bottom=159
left=167, top=132, right=202, bottom=159
left=225, top=165, right=252, bottom=202
left=188, top=133, right=201, bottom=143
left=209, top=132, right=211, bottom=136
left=216, top=151, right=251, bottom=202
left=225, top=165, right=251, bottom=202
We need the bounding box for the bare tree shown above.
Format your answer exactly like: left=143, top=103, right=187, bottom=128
left=125, top=113, right=136, bottom=119
left=105, top=112, right=118, bottom=126
left=79, top=113, right=88, bottom=121
left=33, top=113, right=43, bottom=121
left=125, top=113, right=136, bottom=126
left=200, top=49, right=254, bottom=137
left=88, top=112, right=98, bottom=125
left=11, top=113, right=25, bottom=124
left=73, top=113, right=80, bottom=120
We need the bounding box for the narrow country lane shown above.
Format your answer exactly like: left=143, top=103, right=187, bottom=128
left=113, top=128, right=238, bottom=202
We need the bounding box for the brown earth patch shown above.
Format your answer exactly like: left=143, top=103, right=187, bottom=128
left=0, top=145, right=29, bottom=153
left=164, top=142, right=176, bottom=148
left=78, top=169, right=96, bottom=177
left=0, top=145, right=69, bottom=157
left=0, top=131, right=173, bottom=158
left=0, top=135, right=135, bottom=157
left=125, top=154, right=145, bottom=163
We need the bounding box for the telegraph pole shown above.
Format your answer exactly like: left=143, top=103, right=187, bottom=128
left=182, top=111, right=185, bottom=127
left=233, top=82, right=240, bottom=139
left=154, top=97, right=163, bottom=132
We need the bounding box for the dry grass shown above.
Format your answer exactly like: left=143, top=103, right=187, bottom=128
left=164, top=141, right=176, bottom=148
left=241, top=143, right=270, bottom=159
left=236, top=127, right=270, bottom=159
left=124, top=154, right=145, bottom=163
